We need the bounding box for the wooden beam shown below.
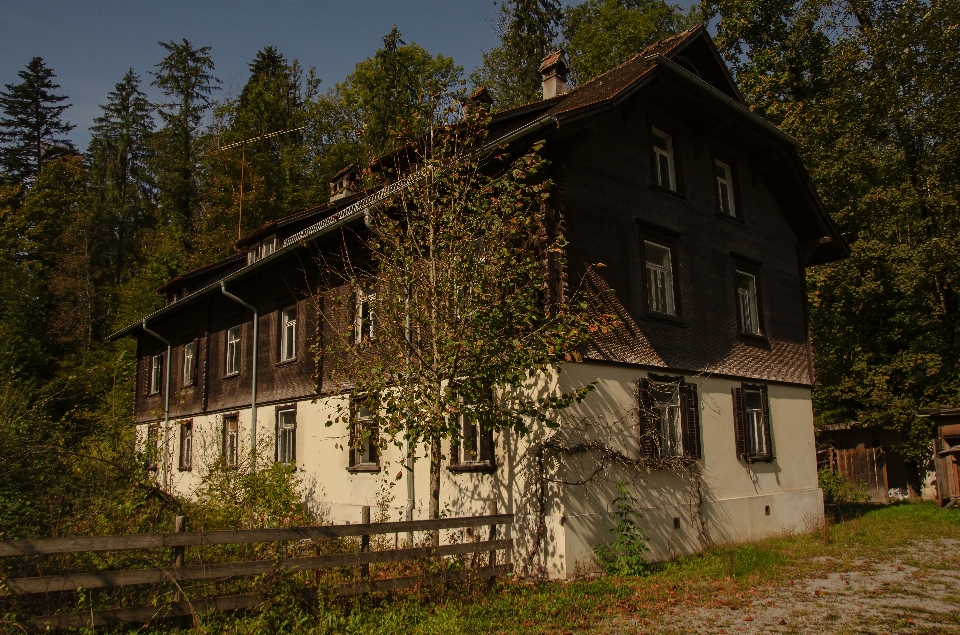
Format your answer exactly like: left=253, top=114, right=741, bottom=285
left=2, top=540, right=512, bottom=595
left=0, top=514, right=514, bottom=557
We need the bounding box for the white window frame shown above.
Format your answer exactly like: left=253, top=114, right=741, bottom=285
left=223, top=415, right=239, bottom=468
left=736, top=270, right=761, bottom=335
left=715, top=160, right=736, bottom=217
left=651, top=127, right=676, bottom=192
left=277, top=409, right=296, bottom=465
left=744, top=389, right=767, bottom=456
left=644, top=240, right=677, bottom=316
left=149, top=354, right=163, bottom=395
left=226, top=326, right=241, bottom=376
left=179, top=420, right=193, bottom=471
left=355, top=286, right=376, bottom=344
left=651, top=382, right=683, bottom=458
left=350, top=405, right=379, bottom=468
left=280, top=306, right=297, bottom=362
left=182, top=341, right=195, bottom=386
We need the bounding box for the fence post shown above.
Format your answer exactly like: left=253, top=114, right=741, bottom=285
left=487, top=501, right=497, bottom=586
left=360, top=506, right=370, bottom=580
left=174, top=515, right=186, bottom=567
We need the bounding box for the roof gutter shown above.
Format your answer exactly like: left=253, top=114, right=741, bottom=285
left=645, top=54, right=801, bottom=150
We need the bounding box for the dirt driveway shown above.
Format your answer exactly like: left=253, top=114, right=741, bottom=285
left=598, top=539, right=960, bottom=634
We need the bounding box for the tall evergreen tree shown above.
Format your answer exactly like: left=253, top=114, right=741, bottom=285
left=0, top=57, right=75, bottom=184
left=563, top=0, right=699, bottom=84
left=89, top=69, right=155, bottom=287
left=470, top=0, right=563, bottom=109
left=151, top=39, right=219, bottom=234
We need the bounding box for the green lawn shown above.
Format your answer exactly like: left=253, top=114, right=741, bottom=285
left=179, top=502, right=960, bottom=635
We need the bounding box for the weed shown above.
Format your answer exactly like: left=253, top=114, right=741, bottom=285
left=594, top=482, right=653, bottom=577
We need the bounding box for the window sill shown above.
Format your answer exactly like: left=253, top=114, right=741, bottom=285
left=715, top=211, right=745, bottom=225
left=347, top=464, right=381, bottom=474
left=644, top=312, right=685, bottom=327
left=178, top=467, right=192, bottom=472
left=648, top=183, right=688, bottom=203
left=743, top=455, right=775, bottom=464
left=223, top=372, right=240, bottom=380
left=275, top=358, right=298, bottom=368
left=448, top=462, right=496, bottom=473
left=737, top=332, right=770, bottom=349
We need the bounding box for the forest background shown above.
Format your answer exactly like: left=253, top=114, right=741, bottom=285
left=0, top=0, right=957, bottom=541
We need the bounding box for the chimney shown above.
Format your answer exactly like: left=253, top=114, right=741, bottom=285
left=539, top=50, right=568, bottom=100
left=464, top=86, right=493, bottom=116
left=329, top=164, right=359, bottom=202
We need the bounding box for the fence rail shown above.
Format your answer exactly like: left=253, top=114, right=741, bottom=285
left=0, top=504, right=513, bottom=632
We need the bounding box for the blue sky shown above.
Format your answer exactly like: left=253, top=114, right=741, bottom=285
left=0, top=1, right=695, bottom=149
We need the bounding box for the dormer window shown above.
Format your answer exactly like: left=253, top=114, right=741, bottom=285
left=247, top=234, right=278, bottom=265
left=330, top=165, right=359, bottom=202
left=651, top=128, right=676, bottom=192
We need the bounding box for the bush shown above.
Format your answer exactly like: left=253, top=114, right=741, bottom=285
left=819, top=467, right=869, bottom=504
left=595, top=482, right=653, bottom=576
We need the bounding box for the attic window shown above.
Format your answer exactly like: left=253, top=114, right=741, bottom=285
left=651, top=128, right=676, bottom=192
left=247, top=234, right=277, bottom=265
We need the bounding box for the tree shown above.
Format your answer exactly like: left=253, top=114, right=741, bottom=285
left=319, top=107, right=615, bottom=533
left=151, top=39, right=219, bottom=234
left=704, top=0, right=960, bottom=484
left=470, top=1, right=563, bottom=109
left=0, top=57, right=75, bottom=184
left=563, top=0, right=699, bottom=84
left=89, top=69, right=155, bottom=287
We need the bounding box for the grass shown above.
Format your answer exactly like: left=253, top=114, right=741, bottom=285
left=159, top=503, right=960, bottom=634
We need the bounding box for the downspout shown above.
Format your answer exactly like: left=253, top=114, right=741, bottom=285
left=141, top=319, right=172, bottom=492
left=221, top=282, right=259, bottom=466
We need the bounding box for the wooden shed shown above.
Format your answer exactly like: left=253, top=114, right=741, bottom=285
left=919, top=408, right=960, bottom=507
left=816, top=424, right=912, bottom=503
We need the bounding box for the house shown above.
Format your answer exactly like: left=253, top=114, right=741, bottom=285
left=918, top=408, right=960, bottom=507
left=109, top=25, right=848, bottom=578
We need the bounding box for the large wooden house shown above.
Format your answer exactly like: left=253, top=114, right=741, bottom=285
left=111, top=26, right=847, bottom=577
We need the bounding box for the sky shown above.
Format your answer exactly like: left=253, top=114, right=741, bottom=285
left=0, top=1, right=519, bottom=149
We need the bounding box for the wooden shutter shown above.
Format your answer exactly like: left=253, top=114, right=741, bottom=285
left=348, top=416, right=357, bottom=467
left=191, top=338, right=200, bottom=385
left=759, top=385, right=773, bottom=459
left=732, top=387, right=748, bottom=458
left=480, top=423, right=494, bottom=465
left=638, top=378, right=655, bottom=458
left=681, top=383, right=702, bottom=459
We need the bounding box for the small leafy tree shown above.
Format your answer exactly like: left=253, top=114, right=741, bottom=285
left=594, top=482, right=652, bottom=575
left=320, top=101, right=616, bottom=532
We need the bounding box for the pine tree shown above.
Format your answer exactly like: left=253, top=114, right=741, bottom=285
left=89, top=69, right=155, bottom=287
left=0, top=57, right=75, bottom=184
left=470, top=0, right=563, bottom=109
left=151, top=39, right=219, bottom=234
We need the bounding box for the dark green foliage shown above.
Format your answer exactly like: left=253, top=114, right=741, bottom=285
left=470, top=0, right=563, bottom=109
left=594, top=482, right=653, bottom=575
left=818, top=467, right=869, bottom=504
left=0, top=57, right=75, bottom=184
left=563, top=0, right=700, bottom=84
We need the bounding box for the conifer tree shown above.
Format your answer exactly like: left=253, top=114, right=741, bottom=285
left=89, top=69, right=155, bottom=286
left=0, top=57, right=75, bottom=184
left=151, top=39, right=219, bottom=234
left=470, top=0, right=563, bottom=109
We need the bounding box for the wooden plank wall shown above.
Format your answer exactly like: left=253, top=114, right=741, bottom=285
left=830, top=447, right=888, bottom=504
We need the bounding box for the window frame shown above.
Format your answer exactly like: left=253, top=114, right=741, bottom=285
left=710, top=149, right=743, bottom=222
left=731, top=254, right=765, bottom=339
left=222, top=413, right=240, bottom=469
left=279, top=305, right=298, bottom=363
left=182, top=340, right=196, bottom=387
left=449, top=390, right=496, bottom=473
left=638, top=375, right=701, bottom=460
left=650, top=126, right=677, bottom=193
left=732, top=383, right=774, bottom=463
left=347, top=400, right=380, bottom=472
left=355, top=285, right=376, bottom=344
left=178, top=419, right=193, bottom=472
left=149, top=353, right=163, bottom=395
left=637, top=221, right=683, bottom=324
left=275, top=406, right=297, bottom=466
left=225, top=325, right=242, bottom=377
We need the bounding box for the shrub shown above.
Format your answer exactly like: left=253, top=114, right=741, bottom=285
left=594, top=482, right=652, bottom=576
left=818, top=467, right=869, bottom=504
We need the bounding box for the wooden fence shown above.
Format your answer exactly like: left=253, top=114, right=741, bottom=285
left=823, top=447, right=888, bottom=503
left=0, top=504, right=513, bottom=631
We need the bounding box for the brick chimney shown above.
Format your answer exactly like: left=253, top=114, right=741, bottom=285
left=329, top=164, right=359, bottom=202
left=464, top=86, right=493, bottom=116
left=539, top=50, right=568, bottom=100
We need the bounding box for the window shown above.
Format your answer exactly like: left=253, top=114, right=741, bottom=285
left=146, top=423, right=160, bottom=470
left=276, top=409, right=296, bottom=465
left=644, top=241, right=677, bottom=316
left=733, top=384, right=773, bottom=461
left=226, top=326, right=241, bottom=375
left=651, top=128, right=676, bottom=191
left=222, top=414, right=239, bottom=468
left=179, top=420, right=193, bottom=471
left=714, top=160, right=736, bottom=217
left=355, top=286, right=375, bottom=343
left=450, top=393, right=495, bottom=469
left=246, top=235, right=278, bottom=265
left=639, top=377, right=701, bottom=459
left=182, top=341, right=195, bottom=387
left=349, top=404, right=379, bottom=470
left=280, top=306, right=297, bottom=362
left=736, top=270, right=761, bottom=335
left=149, top=354, right=163, bottom=395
